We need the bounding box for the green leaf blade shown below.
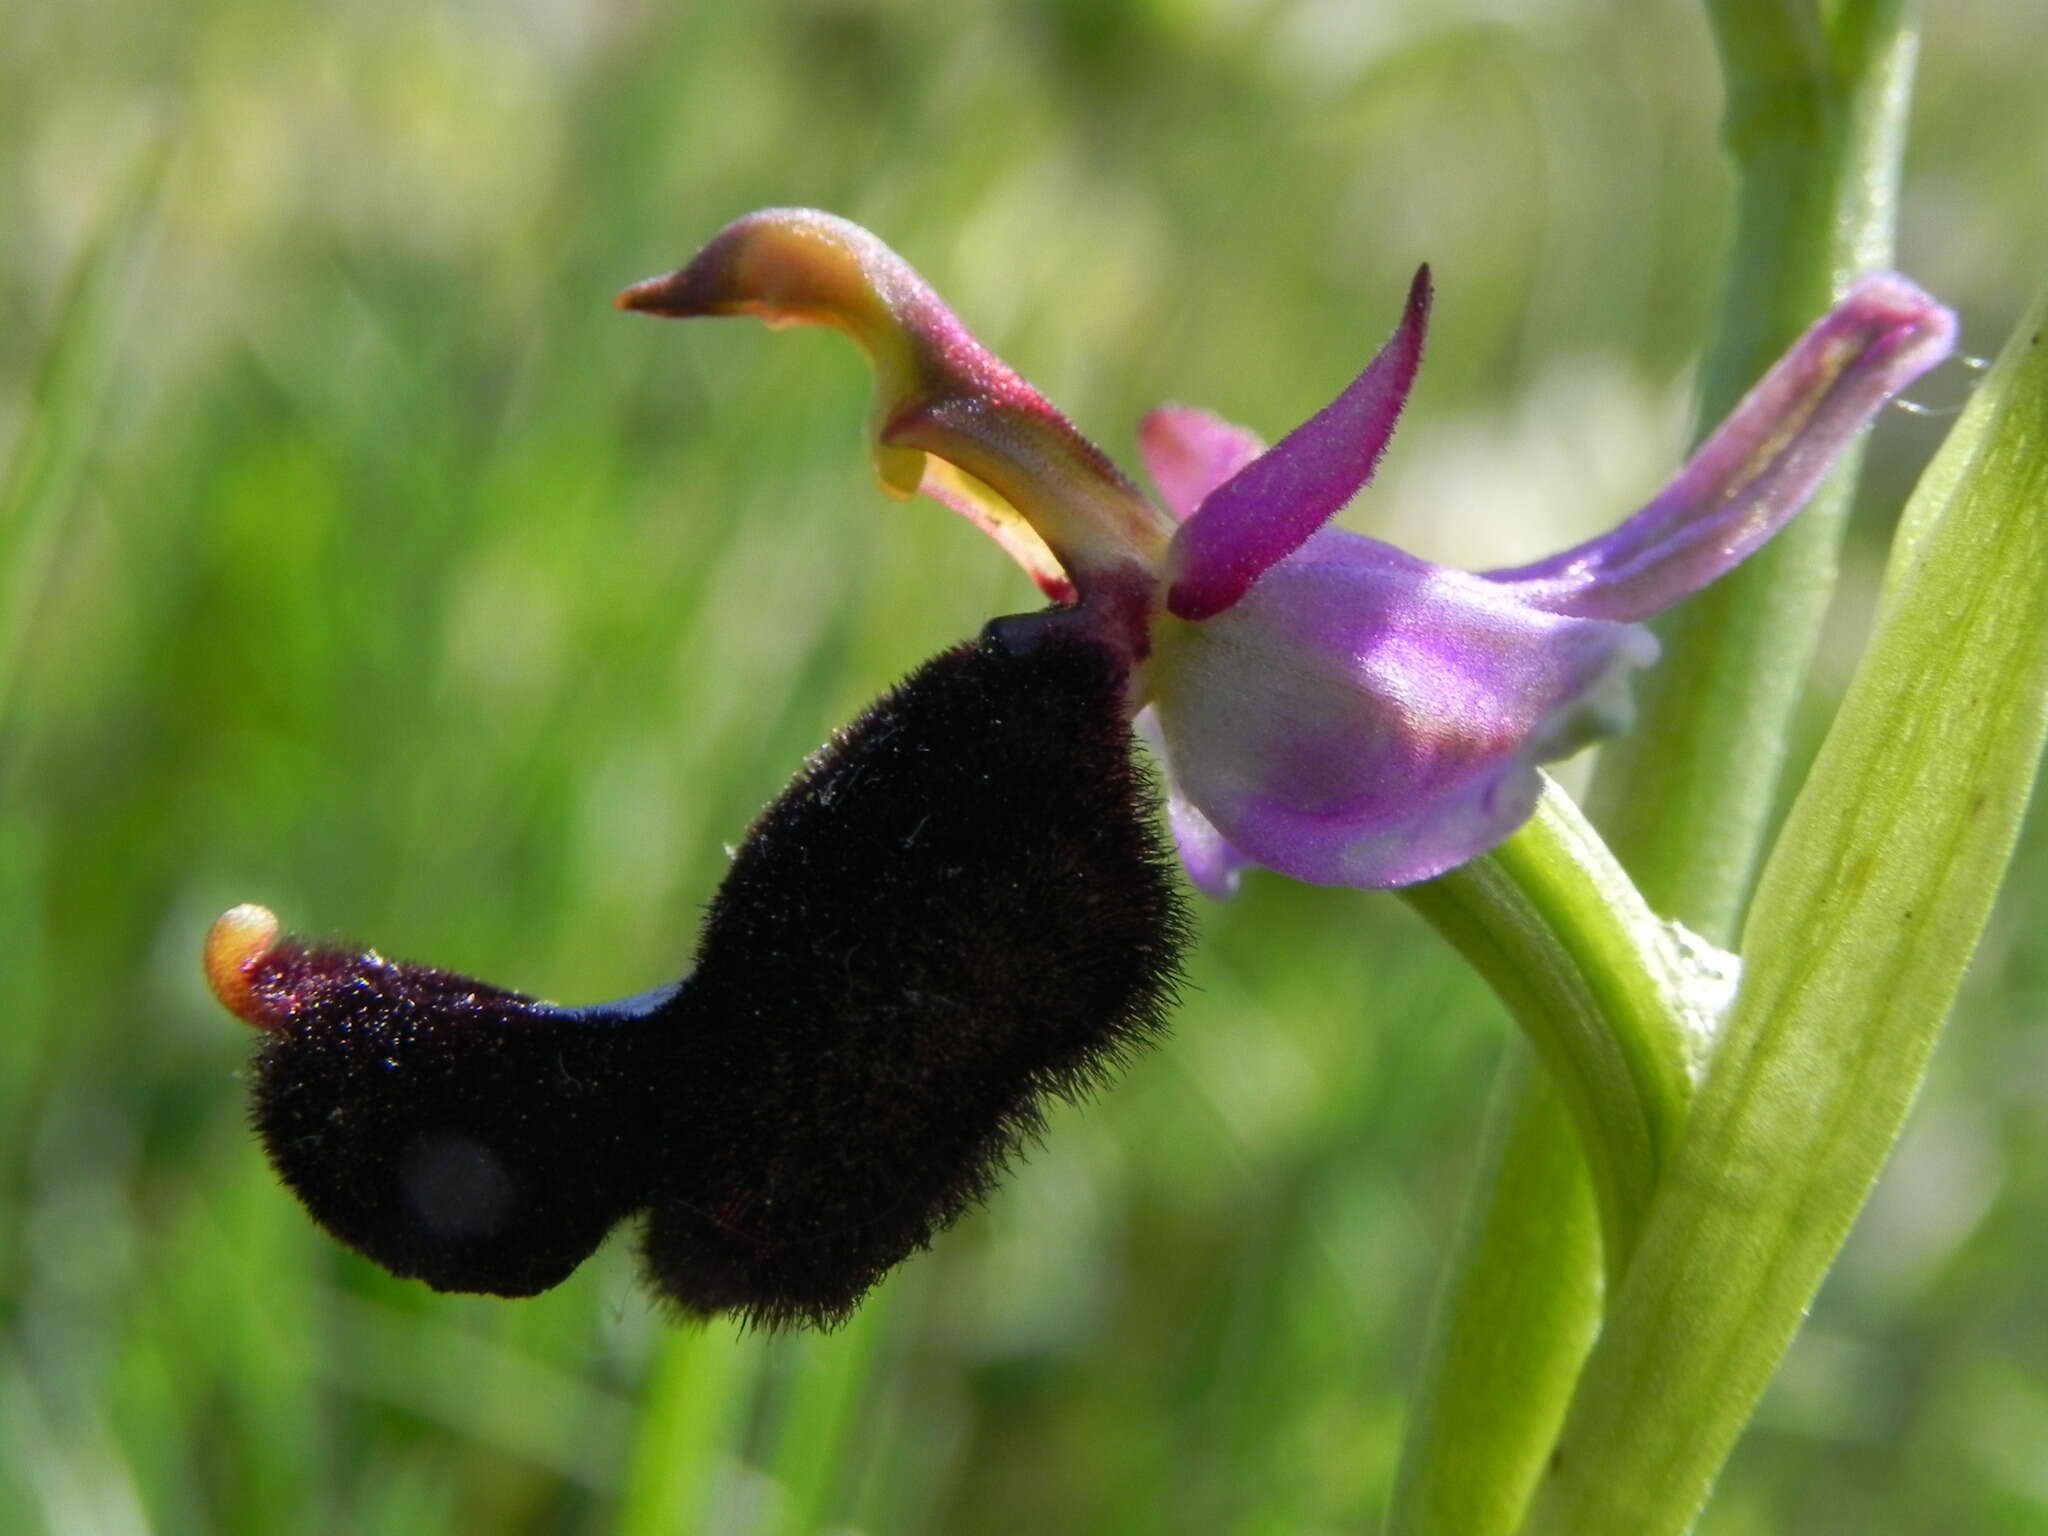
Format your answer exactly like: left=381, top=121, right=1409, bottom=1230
left=1521, top=278, right=2048, bottom=1536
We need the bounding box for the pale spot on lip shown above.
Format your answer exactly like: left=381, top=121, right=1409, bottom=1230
left=403, top=1134, right=517, bottom=1239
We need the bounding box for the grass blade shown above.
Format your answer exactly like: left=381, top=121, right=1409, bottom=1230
left=0, top=147, right=164, bottom=735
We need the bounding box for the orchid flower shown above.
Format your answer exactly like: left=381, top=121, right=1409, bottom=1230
left=618, top=209, right=1955, bottom=899
left=203, top=208, right=1955, bottom=1328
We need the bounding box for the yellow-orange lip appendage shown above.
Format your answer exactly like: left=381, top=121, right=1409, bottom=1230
left=205, top=903, right=283, bottom=1029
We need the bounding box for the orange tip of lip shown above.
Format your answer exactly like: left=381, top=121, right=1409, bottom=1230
left=205, top=903, right=282, bottom=1029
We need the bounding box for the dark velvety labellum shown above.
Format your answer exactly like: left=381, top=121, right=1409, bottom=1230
left=247, top=944, right=664, bottom=1296
left=645, top=629, right=1188, bottom=1328
left=241, top=624, right=1187, bottom=1328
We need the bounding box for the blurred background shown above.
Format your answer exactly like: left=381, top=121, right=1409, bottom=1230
left=4, top=0, right=2045, bottom=1530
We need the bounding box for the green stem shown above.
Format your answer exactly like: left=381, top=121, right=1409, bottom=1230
left=1400, top=781, right=1706, bottom=1285
left=1387, top=782, right=1721, bottom=1536
left=1586, top=0, right=1912, bottom=946
left=615, top=1327, right=760, bottom=1536
left=1384, top=1049, right=1601, bottom=1536
left=1389, top=7, right=1913, bottom=1529
left=1522, top=271, right=2048, bottom=1536
left=764, top=1283, right=896, bottom=1535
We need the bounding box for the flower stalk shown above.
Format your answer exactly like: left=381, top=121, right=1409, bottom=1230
left=1588, top=0, right=1918, bottom=941
left=1398, top=778, right=1719, bottom=1286
left=1523, top=266, right=2048, bottom=1536
left=1383, top=1051, right=1598, bottom=1536
left=1389, top=4, right=1922, bottom=1528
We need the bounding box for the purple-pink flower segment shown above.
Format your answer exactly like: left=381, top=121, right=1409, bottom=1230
left=620, top=211, right=1955, bottom=897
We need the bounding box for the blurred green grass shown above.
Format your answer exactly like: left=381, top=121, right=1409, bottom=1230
left=3, top=0, right=2045, bottom=1530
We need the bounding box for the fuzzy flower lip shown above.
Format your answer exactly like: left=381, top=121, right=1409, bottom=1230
left=622, top=211, right=1957, bottom=892
left=202, top=631, right=1188, bottom=1327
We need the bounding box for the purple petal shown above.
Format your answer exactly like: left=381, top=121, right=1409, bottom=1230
left=1166, top=795, right=1251, bottom=901
left=1164, top=266, right=1431, bottom=622
left=1146, top=529, right=1657, bottom=888
left=1137, top=407, right=1265, bottom=521
left=1488, top=273, right=1957, bottom=622
left=1136, top=705, right=1252, bottom=899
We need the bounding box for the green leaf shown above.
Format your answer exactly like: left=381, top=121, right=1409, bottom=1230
left=1384, top=1050, right=1600, bottom=1536
left=763, top=1282, right=896, bottom=1535
left=1388, top=14, right=1916, bottom=1527
left=1520, top=276, right=2048, bottom=1536
left=615, top=1325, right=762, bottom=1536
